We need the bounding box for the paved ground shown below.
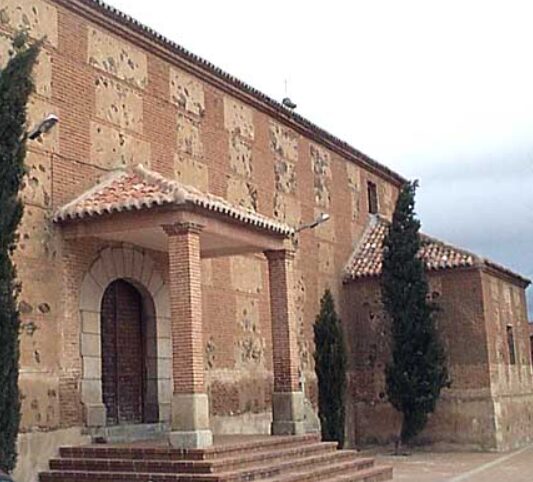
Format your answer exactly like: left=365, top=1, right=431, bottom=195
left=371, top=444, right=533, bottom=481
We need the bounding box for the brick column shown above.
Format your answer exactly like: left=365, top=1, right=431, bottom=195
left=265, top=249, right=306, bottom=435
left=163, top=222, right=212, bottom=448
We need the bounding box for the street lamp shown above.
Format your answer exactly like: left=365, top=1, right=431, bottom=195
left=28, top=113, right=59, bottom=140
left=295, top=212, right=331, bottom=233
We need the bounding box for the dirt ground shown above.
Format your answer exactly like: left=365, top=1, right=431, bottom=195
left=371, top=444, right=533, bottom=481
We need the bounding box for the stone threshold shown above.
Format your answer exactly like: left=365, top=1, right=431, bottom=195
left=84, top=422, right=170, bottom=444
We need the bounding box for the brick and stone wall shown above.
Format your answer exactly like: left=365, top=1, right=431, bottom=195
left=0, top=0, right=401, bottom=458
left=343, top=267, right=533, bottom=450
left=480, top=270, right=533, bottom=450
left=1, top=1, right=531, bottom=477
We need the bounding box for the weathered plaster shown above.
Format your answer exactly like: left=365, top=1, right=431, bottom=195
left=317, top=241, right=335, bottom=275
left=231, top=255, right=263, bottom=294
left=201, top=258, right=213, bottom=286
left=224, top=97, right=254, bottom=140
left=174, top=155, right=209, bottom=192
left=19, top=374, right=60, bottom=430
left=210, top=411, right=271, bottom=435
left=94, top=76, right=143, bottom=132
left=21, top=151, right=51, bottom=209
left=169, top=67, right=205, bottom=116
left=274, top=159, right=297, bottom=195
left=90, top=122, right=151, bottom=169
left=273, top=192, right=301, bottom=226
left=0, top=0, right=58, bottom=46
left=235, top=296, right=265, bottom=368
left=15, top=428, right=90, bottom=482
left=293, top=269, right=310, bottom=370
left=229, top=135, right=253, bottom=178
left=176, top=114, right=202, bottom=157
left=88, top=27, right=147, bottom=89
left=379, top=181, right=395, bottom=219
left=270, top=122, right=298, bottom=163
left=346, top=162, right=361, bottom=222
left=310, top=144, right=332, bottom=209
left=313, top=207, right=335, bottom=242
left=0, top=33, right=53, bottom=98
left=17, top=206, right=55, bottom=260
left=19, top=310, right=59, bottom=373
left=226, top=177, right=258, bottom=212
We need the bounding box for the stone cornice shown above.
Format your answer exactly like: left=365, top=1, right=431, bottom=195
left=162, top=222, right=205, bottom=237
left=264, top=249, right=296, bottom=262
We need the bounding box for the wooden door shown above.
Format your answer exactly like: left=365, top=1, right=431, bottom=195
left=101, top=279, right=144, bottom=425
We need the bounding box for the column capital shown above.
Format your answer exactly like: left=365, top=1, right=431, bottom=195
left=264, top=248, right=296, bottom=262
left=162, top=222, right=204, bottom=236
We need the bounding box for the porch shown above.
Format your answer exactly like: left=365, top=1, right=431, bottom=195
left=53, top=165, right=306, bottom=449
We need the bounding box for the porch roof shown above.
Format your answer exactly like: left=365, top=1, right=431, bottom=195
left=54, top=164, right=293, bottom=237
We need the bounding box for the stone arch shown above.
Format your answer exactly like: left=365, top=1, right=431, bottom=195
left=79, top=246, right=172, bottom=428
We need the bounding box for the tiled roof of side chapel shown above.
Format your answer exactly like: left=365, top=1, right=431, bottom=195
left=344, top=216, right=530, bottom=285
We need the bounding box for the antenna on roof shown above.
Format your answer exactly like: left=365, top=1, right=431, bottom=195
left=282, top=78, right=297, bottom=110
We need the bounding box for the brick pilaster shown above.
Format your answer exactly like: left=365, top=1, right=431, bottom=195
left=265, top=249, right=301, bottom=393
left=163, top=222, right=206, bottom=395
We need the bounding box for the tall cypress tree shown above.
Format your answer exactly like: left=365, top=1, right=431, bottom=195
left=313, top=289, right=347, bottom=447
left=0, top=33, right=40, bottom=473
left=381, top=181, right=449, bottom=447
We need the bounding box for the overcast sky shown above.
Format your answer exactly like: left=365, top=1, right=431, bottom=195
left=106, top=0, right=533, bottom=315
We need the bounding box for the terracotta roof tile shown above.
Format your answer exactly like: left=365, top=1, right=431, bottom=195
left=53, top=165, right=294, bottom=236
left=344, top=216, right=529, bottom=285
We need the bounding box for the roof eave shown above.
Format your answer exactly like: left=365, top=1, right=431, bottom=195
left=53, top=198, right=294, bottom=238
left=480, top=261, right=531, bottom=288
left=343, top=263, right=482, bottom=285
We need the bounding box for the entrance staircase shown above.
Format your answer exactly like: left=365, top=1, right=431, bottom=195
left=39, top=433, right=392, bottom=482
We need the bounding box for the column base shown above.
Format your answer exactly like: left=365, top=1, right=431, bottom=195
left=170, top=393, right=212, bottom=447
left=271, top=391, right=306, bottom=436
left=84, top=403, right=107, bottom=428
left=172, top=393, right=210, bottom=430
left=168, top=429, right=213, bottom=448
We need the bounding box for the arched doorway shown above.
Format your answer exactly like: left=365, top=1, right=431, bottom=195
left=79, top=247, right=172, bottom=429
left=101, top=279, right=146, bottom=425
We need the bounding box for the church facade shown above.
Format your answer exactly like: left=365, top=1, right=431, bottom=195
left=0, top=1, right=532, bottom=480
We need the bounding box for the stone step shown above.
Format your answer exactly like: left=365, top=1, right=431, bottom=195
left=40, top=452, right=375, bottom=482
left=40, top=461, right=391, bottom=482
left=58, top=434, right=320, bottom=461
left=87, top=423, right=170, bottom=444
left=211, top=450, right=374, bottom=481
left=263, top=465, right=393, bottom=482
left=50, top=441, right=339, bottom=474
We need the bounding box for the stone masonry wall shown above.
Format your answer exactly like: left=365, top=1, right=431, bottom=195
left=1, top=0, right=400, bottom=463
left=480, top=270, right=533, bottom=450
left=343, top=268, right=513, bottom=450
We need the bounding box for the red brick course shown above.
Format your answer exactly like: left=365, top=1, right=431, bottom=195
left=165, top=223, right=206, bottom=395
left=265, top=249, right=301, bottom=394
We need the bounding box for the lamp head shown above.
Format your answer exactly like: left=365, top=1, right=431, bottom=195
left=28, top=113, right=59, bottom=140
left=296, top=212, right=331, bottom=233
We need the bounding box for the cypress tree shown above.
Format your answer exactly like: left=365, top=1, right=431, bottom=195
left=381, top=181, right=449, bottom=447
left=313, top=289, right=347, bottom=447
left=0, top=33, right=40, bottom=473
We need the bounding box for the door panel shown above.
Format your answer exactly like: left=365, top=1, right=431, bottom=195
left=101, top=280, right=144, bottom=425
